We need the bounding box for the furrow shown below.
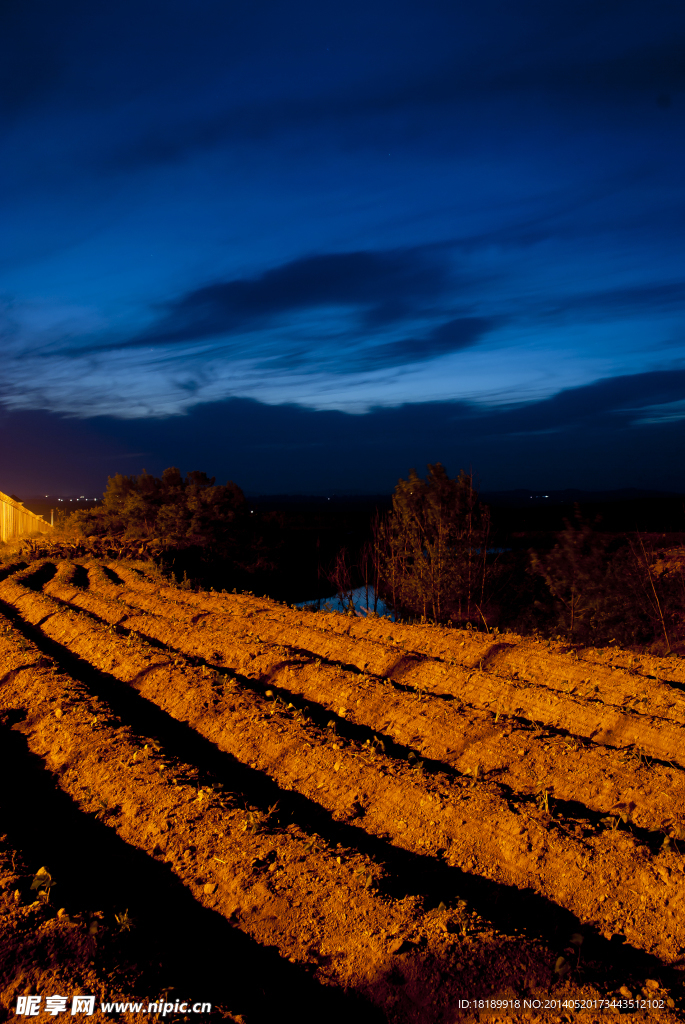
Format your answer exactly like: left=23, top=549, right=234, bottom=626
left=2, top=570, right=685, bottom=965
left=0, top=611, right=416, bottom=1022
left=75, top=564, right=685, bottom=835
left=6, top=593, right=673, bottom=1021
left=102, top=565, right=685, bottom=766
left=110, top=562, right=685, bottom=695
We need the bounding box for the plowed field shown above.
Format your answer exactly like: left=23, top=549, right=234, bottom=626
left=2, top=558, right=685, bottom=1022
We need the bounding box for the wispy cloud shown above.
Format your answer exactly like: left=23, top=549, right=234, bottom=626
left=354, top=317, right=496, bottom=370
left=121, top=247, right=451, bottom=348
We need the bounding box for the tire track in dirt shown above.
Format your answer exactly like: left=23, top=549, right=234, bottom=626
left=2, top=567, right=685, bottom=973
left=76, top=563, right=685, bottom=838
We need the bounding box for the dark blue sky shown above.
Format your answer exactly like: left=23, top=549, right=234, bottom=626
left=2, top=0, right=685, bottom=495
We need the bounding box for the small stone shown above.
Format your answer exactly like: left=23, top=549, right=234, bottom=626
left=619, top=986, right=632, bottom=999
left=203, top=882, right=217, bottom=895
left=645, top=979, right=659, bottom=991
left=54, top=708, right=62, bottom=719
left=389, top=937, right=409, bottom=955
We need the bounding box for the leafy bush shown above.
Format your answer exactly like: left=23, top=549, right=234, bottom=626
left=72, top=468, right=248, bottom=554
left=529, top=511, right=684, bottom=650
left=66, top=467, right=278, bottom=589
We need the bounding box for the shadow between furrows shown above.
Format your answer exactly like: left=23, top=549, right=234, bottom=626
left=45, top=590, right=676, bottom=855
left=0, top=722, right=384, bottom=1024
left=0, top=562, right=27, bottom=584
left=47, top=568, right=676, bottom=766
left=101, top=566, right=124, bottom=584
left=67, top=577, right=685, bottom=771
left=4, top=580, right=680, bottom=862
left=7, top=583, right=646, bottom=846
left=0, top=598, right=681, bottom=999
left=12, top=562, right=58, bottom=590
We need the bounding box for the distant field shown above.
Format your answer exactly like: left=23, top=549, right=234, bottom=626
left=1, top=558, right=684, bottom=1022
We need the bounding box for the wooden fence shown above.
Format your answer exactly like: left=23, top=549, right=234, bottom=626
left=0, top=490, right=52, bottom=543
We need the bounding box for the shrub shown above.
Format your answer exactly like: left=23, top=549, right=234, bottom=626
left=375, top=464, right=490, bottom=624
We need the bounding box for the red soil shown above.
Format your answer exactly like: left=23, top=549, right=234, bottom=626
left=0, top=557, right=684, bottom=1022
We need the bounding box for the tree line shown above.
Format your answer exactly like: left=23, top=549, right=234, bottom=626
left=68, top=468, right=275, bottom=587
left=66, top=462, right=685, bottom=653
left=329, top=463, right=685, bottom=655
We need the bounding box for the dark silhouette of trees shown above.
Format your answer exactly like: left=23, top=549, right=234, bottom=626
left=529, top=510, right=679, bottom=649
left=530, top=513, right=612, bottom=639
left=76, top=467, right=248, bottom=553
left=375, top=464, right=490, bottom=623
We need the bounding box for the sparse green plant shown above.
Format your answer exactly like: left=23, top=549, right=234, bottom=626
left=94, top=796, right=111, bottom=820
left=30, top=866, right=54, bottom=902
left=535, top=785, right=551, bottom=815
left=265, top=801, right=279, bottom=824
left=242, top=810, right=263, bottom=834
left=610, top=801, right=635, bottom=825
left=352, top=864, right=376, bottom=889
left=115, top=908, right=135, bottom=932
left=242, top=801, right=279, bottom=835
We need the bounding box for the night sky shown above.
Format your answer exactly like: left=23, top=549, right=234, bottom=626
left=2, top=0, right=685, bottom=496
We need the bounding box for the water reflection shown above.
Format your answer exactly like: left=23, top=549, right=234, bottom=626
left=295, top=585, right=394, bottom=620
